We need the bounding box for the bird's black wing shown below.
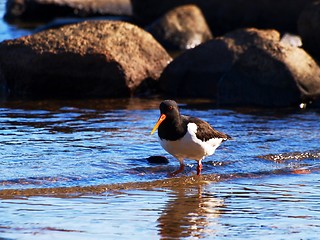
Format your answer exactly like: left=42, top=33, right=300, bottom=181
left=183, top=116, right=231, bottom=142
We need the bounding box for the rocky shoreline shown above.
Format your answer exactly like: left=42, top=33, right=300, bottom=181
left=1, top=0, right=320, bottom=107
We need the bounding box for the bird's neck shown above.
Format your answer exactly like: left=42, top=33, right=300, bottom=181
left=158, top=116, right=186, bottom=141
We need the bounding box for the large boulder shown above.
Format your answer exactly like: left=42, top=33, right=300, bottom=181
left=4, top=0, right=132, bottom=23
left=147, top=4, right=212, bottom=51
left=298, top=0, right=320, bottom=60
left=159, top=39, right=234, bottom=98
left=159, top=29, right=280, bottom=98
left=0, top=20, right=172, bottom=99
left=219, top=39, right=320, bottom=106
left=159, top=28, right=320, bottom=107
left=132, top=0, right=314, bottom=35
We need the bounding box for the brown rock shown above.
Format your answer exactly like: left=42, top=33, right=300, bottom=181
left=159, top=28, right=320, bottom=107
left=159, top=39, right=234, bottom=98
left=132, top=0, right=314, bottom=35
left=298, top=0, right=320, bottom=60
left=219, top=29, right=320, bottom=106
left=147, top=4, right=212, bottom=50
left=4, top=0, right=132, bottom=23
left=159, top=29, right=281, bottom=98
left=0, top=20, right=172, bottom=99
left=218, top=46, right=314, bottom=107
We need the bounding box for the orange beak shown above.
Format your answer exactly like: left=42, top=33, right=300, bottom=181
left=151, top=114, right=166, bottom=135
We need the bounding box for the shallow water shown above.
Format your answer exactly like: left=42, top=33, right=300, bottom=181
left=1, top=3, right=320, bottom=239
left=0, top=2, right=32, bottom=42
left=1, top=173, right=320, bottom=240
left=1, top=99, right=319, bottom=190
left=0, top=98, right=319, bottom=239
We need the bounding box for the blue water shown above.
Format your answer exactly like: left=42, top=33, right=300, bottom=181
left=1, top=173, right=320, bottom=240
left=0, top=99, right=319, bottom=240
left=0, top=2, right=31, bottom=42
left=1, top=2, right=320, bottom=239
left=1, top=99, right=319, bottom=190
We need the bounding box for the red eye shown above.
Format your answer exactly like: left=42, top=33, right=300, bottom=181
left=169, top=106, right=173, bottom=110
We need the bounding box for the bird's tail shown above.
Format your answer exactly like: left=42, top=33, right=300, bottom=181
left=224, top=134, right=232, bottom=141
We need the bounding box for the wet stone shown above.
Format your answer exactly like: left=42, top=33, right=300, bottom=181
left=147, top=155, right=169, bottom=164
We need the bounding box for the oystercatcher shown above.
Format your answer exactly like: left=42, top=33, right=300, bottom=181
left=151, top=100, right=231, bottom=176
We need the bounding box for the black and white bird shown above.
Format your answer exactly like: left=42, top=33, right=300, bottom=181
left=151, top=100, right=231, bottom=176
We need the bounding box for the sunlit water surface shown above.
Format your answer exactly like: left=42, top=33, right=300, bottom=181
left=1, top=174, right=320, bottom=240
left=0, top=99, right=319, bottom=189
left=0, top=98, right=319, bottom=240
left=1, top=3, right=320, bottom=239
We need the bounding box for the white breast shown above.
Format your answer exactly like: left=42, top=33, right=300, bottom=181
left=159, top=123, right=223, bottom=161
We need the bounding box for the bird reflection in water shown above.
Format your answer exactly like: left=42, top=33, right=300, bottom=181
left=157, top=185, right=224, bottom=239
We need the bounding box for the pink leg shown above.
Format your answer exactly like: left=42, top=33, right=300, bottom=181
left=170, top=163, right=185, bottom=176
left=197, top=161, right=202, bottom=175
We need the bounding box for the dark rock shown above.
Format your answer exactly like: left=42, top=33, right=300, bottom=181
left=219, top=28, right=320, bottom=106
left=298, top=0, right=320, bottom=60
left=131, top=0, right=314, bottom=35
left=147, top=4, right=212, bottom=51
left=0, top=20, right=172, bottom=99
left=4, top=0, right=132, bottom=23
left=147, top=156, right=169, bottom=164
left=159, top=39, right=234, bottom=98
left=159, top=29, right=281, bottom=98
left=159, top=28, right=320, bottom=107
left=218, top=46, right=303, bottom=107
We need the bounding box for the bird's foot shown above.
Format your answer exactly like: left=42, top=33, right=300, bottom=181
left=168, top=164, right=185, bottom=177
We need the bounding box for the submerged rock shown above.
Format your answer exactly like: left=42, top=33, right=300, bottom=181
left=4, top=0, right=132, bottom=23
left=159, top=28, right=320, bottom=107
left=0, top=20, right=172, bottom=99
left=147, top=156, right=169, bottom=164
left=147, top=4, right=212, bottom=51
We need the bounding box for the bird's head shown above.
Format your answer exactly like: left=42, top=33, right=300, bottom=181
left=151, top=100, right=180, bottom=135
